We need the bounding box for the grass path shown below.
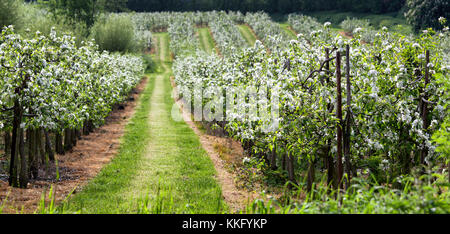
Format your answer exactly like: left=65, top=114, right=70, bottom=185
left=279, top=23, right=298, bottom=39
left=61, top=33, right=226, bottom=214
left=238, top=24, right=257, bottom=47
left=198, top=27, right=216, bottom=55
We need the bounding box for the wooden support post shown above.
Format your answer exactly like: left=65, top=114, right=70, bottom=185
left=336, top=51, right=344, bottom=189
left=420, top=50, right=430, bottom=169
left=343, top=45, right=352, bottom=187
left=325, top=48, right=334, bottom=188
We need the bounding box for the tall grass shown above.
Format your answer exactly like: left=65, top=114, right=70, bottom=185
left=91, top=14, right=139, bottom=53
left=34, top=181, right=225, bottom=214
left=35, top=183, right=175, bottom=214
left=244, top=174, right=450, bottom=214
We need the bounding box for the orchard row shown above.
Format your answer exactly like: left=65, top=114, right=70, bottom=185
left=0, top=26, right=145, bottom=188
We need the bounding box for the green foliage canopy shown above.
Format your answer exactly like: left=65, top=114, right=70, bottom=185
left=46, top=0, right=101, bottom=27
left=90, top=14, right=140, bottom=53
left=405, top=0, right=450, bottom=32
left=0, top=0, right=22, bottom=29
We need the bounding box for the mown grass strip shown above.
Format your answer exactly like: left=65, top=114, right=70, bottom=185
left=60, top=74, right=155, bottom=213
left=279, top=23, right=298, bottom=39
left=198, top=27, right=216, bottom=55
left=149, top=60, right=226, bottom=213
left=238, top=24, right=257, bottom=47
left=132, top=33, right=226, bottom=213
left=54, top=33, right=227, bottom=214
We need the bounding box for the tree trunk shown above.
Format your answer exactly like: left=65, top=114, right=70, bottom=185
left=83, top=121, right=90, bottom=135
left=4, top=131, right=11, bottom=157
left=13, top=127, right=20, bottom=186
left=27, top=129, right=33, bottom=179
left=336, top=51, right=344, bottom=189
left=31, top=129, right=39, bottom=179
left=55, top=132, right=64, bottom=155
left=325, top=144, right=334, bottom=188
left=37, top=128, right=46, bottom=165
left=270, top=144, right=277, bottom=170
left=399, top=126, right=412, bottom=174
left=44, top=130, right=55, bottom=161
left=9, top=100, right=21, bottom=187
left=82, top=122, right=87, bottom=135
left=88, top=120, right=94, bottom=133
left=307, top=159, right=316, bottom=192
left=18, top=128, right=28, bottom=188
left=71, top=128, right=78, bottom=147
left=76, top=128, right=81, bottom=140
left=64, top=128, right=72, bottom=152
left=287, top=152, right=296, bottom=187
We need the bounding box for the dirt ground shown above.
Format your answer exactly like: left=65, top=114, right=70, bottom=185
left=339, top=31, right=353, bottom=39
left=0, top=78, right=148, bottom=214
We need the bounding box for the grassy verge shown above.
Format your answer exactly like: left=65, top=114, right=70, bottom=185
left=238, top=24, right=257, bottom=47
left=244, top=174, right=450, bottom=214
left=154, top=59, right=226, bottom=213
left=279, top=23, right=297, bottom=39
left=198, top=27, right=216, bottom=55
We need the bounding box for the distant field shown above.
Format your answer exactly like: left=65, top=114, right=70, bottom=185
left=270, top=11, right=413, bottom=35
left=306, top=10, right=413, bottom=34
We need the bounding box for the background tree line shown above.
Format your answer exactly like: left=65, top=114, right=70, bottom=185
left=126, top=0, right=406, bottom=14
left=18, top=0, right=448, bottom=32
